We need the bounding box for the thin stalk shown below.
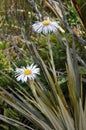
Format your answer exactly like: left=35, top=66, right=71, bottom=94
left=47, top=34, right=67, bottom=106
left=47, top=34, right=58, bottom=85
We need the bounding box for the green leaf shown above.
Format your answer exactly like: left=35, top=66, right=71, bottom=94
left=78, top=66, right=86, bottom=74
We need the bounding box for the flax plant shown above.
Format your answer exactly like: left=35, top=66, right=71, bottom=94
left=0, top=35, right=86, bottom=129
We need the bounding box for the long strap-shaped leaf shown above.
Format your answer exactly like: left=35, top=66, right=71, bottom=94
left=58, top=96, right=75, bottom=130
left=0, top=114, right=32, bottom=130
left=66, top=42, right=78, bottom=105
left=0, top=87, right=53, bottom=130
left=66, top=42, right=80, bottom=130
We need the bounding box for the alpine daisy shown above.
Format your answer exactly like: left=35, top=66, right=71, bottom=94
left=32, top=18, right=59, bottom=34
left=15, top=64, right=40, bottom=82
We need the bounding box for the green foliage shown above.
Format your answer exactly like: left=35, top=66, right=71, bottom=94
left=0, top=41, right=10, bottom=69
left=79, top=66, right=86, bottom=75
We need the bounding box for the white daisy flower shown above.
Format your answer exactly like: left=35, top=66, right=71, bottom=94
left=32, top=18, right=59, bottom=34
left=15, top=64, right=40, bottom=82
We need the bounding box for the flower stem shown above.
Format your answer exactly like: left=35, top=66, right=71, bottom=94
left=47, top=34, right=58, bottom=86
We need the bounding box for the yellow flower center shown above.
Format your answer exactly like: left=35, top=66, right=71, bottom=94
left=24, top=69, right=32, bottom=75
left=42, top=20, right=51, bottom=25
